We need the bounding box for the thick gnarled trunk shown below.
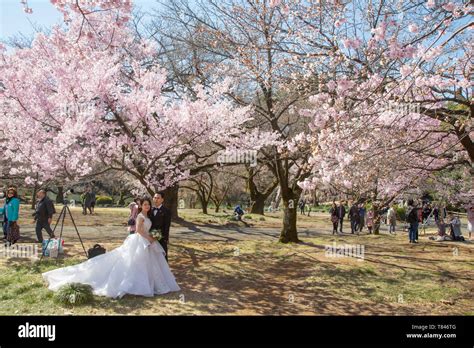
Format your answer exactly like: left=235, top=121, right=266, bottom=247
left=279, top=198, right=299, bottom=243
left=250, top=195, right=266, bottom=215
left=56, top=186, right=64, bottom=204
left=248, top=168, right=278, bottom=215
left=279, top=188, right=301, bottom=243
left=163, top=185, right=179, bottom=220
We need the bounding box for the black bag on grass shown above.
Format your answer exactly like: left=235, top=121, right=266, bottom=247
left=88, top=244, right=106, bottom=259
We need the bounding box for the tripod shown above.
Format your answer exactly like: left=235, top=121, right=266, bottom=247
left=40, top=203, right=88, bottom=261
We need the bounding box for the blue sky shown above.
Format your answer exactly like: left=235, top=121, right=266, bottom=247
left=0, top=0, right=159, bottom=41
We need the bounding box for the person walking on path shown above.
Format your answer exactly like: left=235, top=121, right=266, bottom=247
left=33, top=189, right=56, bottom=243
left=337, top=201, right=346, bottom=233
left=349, top=202, right=360, bottom=234
left=82, top=187, right=93, bottom=215
left=330, top=202, right=339, bottom=235
left=387, top=204, right=397, bottom=234
left=366, top=209, right=374, bottom=234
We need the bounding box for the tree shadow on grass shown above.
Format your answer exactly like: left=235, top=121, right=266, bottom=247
left=4, top=238, right=472, bottom=315
left=173, top=219, right=240, bottom=242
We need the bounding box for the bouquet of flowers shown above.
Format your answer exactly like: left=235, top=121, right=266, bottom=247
left=150, top=229, right=162, bottom=241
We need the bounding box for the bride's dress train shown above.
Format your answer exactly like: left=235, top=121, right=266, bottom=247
left=42, top=213, right=180, bottom=299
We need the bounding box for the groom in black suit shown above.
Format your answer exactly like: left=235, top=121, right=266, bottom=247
left=150, top=192, right=171, bottom=262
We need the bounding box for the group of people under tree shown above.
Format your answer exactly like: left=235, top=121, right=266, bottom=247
left=1, top=182, right=473, bottom=250
left=0, top=186, right=56, bottom=245
left=0, top=184, right=103, bottom=246
left=329, top=198, right=474, bottom=243
left=330, top=200, right=391, bottom=235
left=298, top=199, right=313, bottom=217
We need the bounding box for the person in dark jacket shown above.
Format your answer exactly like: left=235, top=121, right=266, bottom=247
left=406, top=199, right=419, bottom=243
left=82, top=187, right=93, bottom=215
left=234, top=205, right=244, bottom=221
left=337, top=201, right=346, bottom=233
left=150, top=192, right=171, bottom=262
left=34, top=190, right=56, bottom=243
left=349, top=202, right=360, bottom=234
left=330, top=202, right=339, bottom=234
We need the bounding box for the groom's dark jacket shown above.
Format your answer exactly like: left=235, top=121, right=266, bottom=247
left=151, top=205, right=171, bottom=243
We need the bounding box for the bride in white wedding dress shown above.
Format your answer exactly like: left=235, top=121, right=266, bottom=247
left=42, top=198, right=180, bottom=299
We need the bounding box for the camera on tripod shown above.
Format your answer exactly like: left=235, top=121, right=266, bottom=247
left=40, top=187, right=88, bottom=261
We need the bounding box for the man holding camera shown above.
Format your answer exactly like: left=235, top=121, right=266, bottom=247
left=34, top=189, right=56, bottom=243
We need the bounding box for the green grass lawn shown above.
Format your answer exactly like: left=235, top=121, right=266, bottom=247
left=1, top=229, right=473, bottom=315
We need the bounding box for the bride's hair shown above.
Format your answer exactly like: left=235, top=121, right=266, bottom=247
left=139, top=197, right=153, bottom=218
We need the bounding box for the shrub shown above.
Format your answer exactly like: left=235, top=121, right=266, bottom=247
left=396, top=206, right=406, bottom=221
left=95, top=196, right=113, bottom=206
left=54, top=283, right=94, bottom=306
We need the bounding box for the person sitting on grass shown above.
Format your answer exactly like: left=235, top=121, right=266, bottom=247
left=429, top=218, right=451, bottom=241
left=234, top=205, right=244, bottom=221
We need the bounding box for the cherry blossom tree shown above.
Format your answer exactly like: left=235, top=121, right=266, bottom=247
left=275, top=0, right=473, bottom=206
left=151, top=0, right=323, bottom=242
left=2, top=0, right=470, bottom=237
left=0, top=1, right=278, bottom=217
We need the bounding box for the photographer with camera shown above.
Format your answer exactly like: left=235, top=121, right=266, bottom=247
left=33, top=189, right=56, bottom=243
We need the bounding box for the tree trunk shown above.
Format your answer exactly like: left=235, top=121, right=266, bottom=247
left=373, top=207, right=380, bottom=235
left=56, top=186, right=64, bottom=204
left=214, top=203, right=220, bottom=213
left=117, top=190, right=126, bottom=206
left=279, top=197, right=299, bottom=243
left=250, top=195, right=266, bottom=215
left=200, top=197, right=209, bottom=214
left=247, top=168, right=277, bottom=215
left=274, top=187, right=281, bottom=210
left=163, top=185, right=179, bottom=220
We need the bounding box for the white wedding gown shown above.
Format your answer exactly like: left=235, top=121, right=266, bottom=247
left=42, top=213, right=180, bottom=298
